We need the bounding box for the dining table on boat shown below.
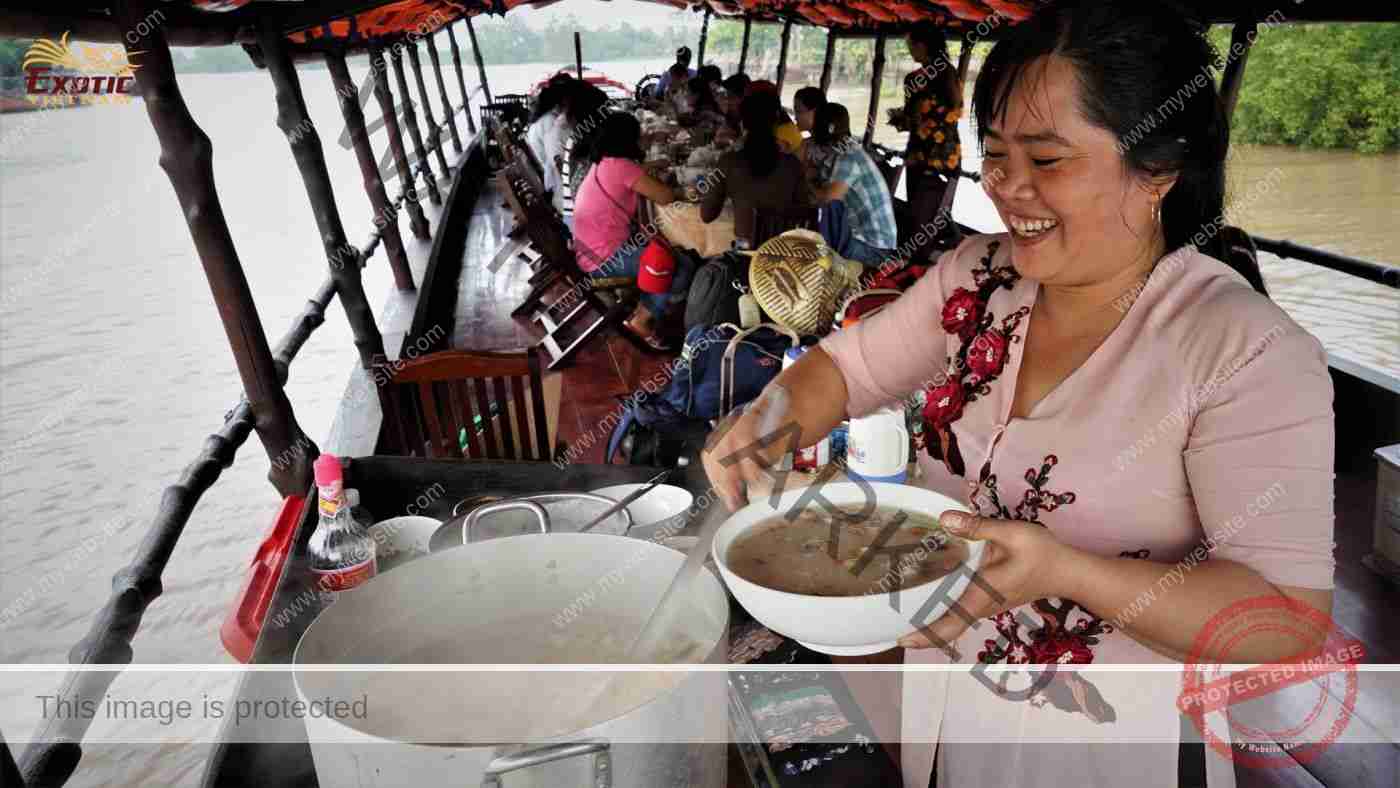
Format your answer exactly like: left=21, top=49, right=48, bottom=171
left=633, top=104, right=740, bottom=257
left=211, top=455, right=902, bottom=787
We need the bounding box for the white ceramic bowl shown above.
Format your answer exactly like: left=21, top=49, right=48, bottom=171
left=710, top=482, right=986, bottom=656
left=367, top=515, right=441, bottom=573
left=589, top=483, right=694, bottom=541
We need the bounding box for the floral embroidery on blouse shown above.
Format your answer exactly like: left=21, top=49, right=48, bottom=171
left=920, top=240, right=1027, bottom=477
left=972, top=454, right=1116, bottom=666
left=901, top=66, right=962, bottom=174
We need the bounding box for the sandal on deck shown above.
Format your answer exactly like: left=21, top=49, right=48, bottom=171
left=622, top=316, right=675, bottom=353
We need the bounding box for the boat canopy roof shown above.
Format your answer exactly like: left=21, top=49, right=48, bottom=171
left=1, top=0, right=1395, bottom=52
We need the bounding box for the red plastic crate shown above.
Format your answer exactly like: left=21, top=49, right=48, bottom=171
left=220, top=495, right=307, bottom=663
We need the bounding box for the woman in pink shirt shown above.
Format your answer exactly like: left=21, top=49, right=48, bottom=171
left=573, top=112, right=691, bottom=350
left=703, top=2, right=1335, bottom=786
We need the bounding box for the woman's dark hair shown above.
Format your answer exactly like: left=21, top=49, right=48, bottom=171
left=812, top=102, right=852, bottom=146
left=687, top=76, right=719, bottom=113
left=971, top=0, right=1266, bottom=293
left=739, top=92, right=781, bottom=178
left=722, top=73, right=751, bottom=96
left=910, top=24, right=953, bottom=68
left=565, top=82, right=608, bottom=127
left=530, top=77, right=573, bottom=123
left=589, top=112, right=644, bottom=163
left=698, top=64, right=722, bottom=84
left=794, top=86, right=827, bottom=114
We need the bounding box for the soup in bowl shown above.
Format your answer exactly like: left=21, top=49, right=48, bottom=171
left=710, top=482, right=986, bottom=655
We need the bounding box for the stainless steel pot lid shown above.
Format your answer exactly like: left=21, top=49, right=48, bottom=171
left=429, top=492, right=632, bottom=553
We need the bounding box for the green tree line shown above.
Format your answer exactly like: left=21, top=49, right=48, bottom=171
left=1209, top=23, right=1398, bottom=153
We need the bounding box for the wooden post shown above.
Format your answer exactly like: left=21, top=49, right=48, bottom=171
left=820, top=30, right=836, bottom=93
left=776, top=18, right=793, bottom=94
left=737, top=16, right=752, bottom=74
left=407, top=41, right=451, bottom=176
left=1219, top=21, right=1257, bottom=122
left=261, top=28, right=386, bottom=370
left=390, top=44, right=442, bottom=205
left=446, top=25, right=477, bottom=134
left=696, top=8, right=711, bottom=67
left=426, top=33, right=462, bottom=154
left=369, top=44, right=431, bottom=239
left=119, top=7, right=314, bottom=498
left=326, top=50, right=415, bottom=292
left=466, top=17, right=493, bottom=106
left=955, top=36, right=972, bottom=86
left=575, top=31, right=584, bottom=78
left=863, top=33, right=886, bottom=146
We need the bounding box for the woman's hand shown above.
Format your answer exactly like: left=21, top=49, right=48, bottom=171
left=701, top=393, right=789, bottom=512
left=898, top=511, right=1075, bottom=652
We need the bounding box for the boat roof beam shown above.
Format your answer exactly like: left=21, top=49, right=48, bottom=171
left=389, top=45, right=444, bottom=205
left=407, top=41, right=453, bottom=177
left=696, top=6, right=712, bottom=67
left=738, top=16, right=752, bottom=75
left=863, top=32, right=887, bottom=146
left=370, top=44, right=434, bottom=239
left=262, top=26, right=389, bottom=369
left=427, top=34, right=465, bottom=155
left=326, top=48, right=417, bottom=291
left=445, top=24, right=479, bottom=135
left=820, top=29, right=837, bottom=93
left=1218, top=19, right=1258, bottom=122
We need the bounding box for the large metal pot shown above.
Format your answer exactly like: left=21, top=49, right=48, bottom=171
left=293, top=533, right=729, bottom=787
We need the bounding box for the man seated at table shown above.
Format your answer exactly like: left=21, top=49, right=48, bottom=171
left=700, top=92, right=812, bottom=248
left=810, top=102, right=898, bottom=268
left=715, top=74, right=751, bottom=142
left=653, top=46, right=696, bottom=99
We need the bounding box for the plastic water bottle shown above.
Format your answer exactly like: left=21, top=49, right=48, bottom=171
left=846, top=406, right=910, bottom=484
left=308, top=454, right=376, bottom=604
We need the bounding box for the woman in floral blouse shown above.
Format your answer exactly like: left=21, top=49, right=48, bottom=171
left=892, top=24, right=963, bottom=262
left=704, top=2, right=1334, bottom=786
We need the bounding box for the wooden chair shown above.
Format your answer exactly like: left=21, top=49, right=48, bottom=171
left=378, top=348, right=560, bottom=461
left=496, top=156, right=645, bottom=369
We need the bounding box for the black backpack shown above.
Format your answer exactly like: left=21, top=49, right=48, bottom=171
left=684, top=251, right=749, bottom=333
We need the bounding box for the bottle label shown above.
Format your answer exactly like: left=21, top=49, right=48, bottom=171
left=311, top=557, right=375, bottom=591
left=318, top=480, right=344, bottom=517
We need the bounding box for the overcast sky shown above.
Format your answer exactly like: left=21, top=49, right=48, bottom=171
left=514, top=0, right=702, bottom=30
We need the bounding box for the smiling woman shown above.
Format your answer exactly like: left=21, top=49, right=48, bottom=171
left=701, top=1, right=1339, bottom=786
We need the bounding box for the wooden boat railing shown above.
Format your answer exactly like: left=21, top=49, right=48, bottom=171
left=9, top=14, right=483, bottom=785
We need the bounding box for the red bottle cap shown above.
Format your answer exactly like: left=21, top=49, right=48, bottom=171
left=313, top=454, right=342, bottom=485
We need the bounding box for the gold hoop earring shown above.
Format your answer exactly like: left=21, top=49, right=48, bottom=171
left=1151, top=196, right=1161, bottom=224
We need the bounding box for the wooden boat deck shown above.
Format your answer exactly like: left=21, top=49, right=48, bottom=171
left=437, top=171, right=1400, bottom=787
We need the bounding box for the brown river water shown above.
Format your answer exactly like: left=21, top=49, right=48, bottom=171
left=0, top=62, right=1395, bottom=785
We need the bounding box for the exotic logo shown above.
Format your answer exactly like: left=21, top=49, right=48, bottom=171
left=22, top=33, right=141, bottom=107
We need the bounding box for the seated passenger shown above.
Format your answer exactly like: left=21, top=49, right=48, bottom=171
left=573, top=113, right=693, bottom=350
left=701, top=92, right=812, bottom=247
left=683, top=75, right=725, bottom=124
left=811, top=102, right=899, bottom=268
left=745, top=80, right=804, bottom=155
left=526, top=77, right=575, bottom=214
left=653, top=46, right=696, bottom=99
left=792, top=86, right=835, bottom=185
left=562, top=83, right=611, bottom=203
